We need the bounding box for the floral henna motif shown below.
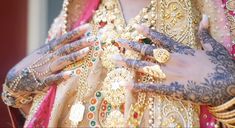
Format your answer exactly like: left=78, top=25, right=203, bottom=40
left=148, top=29, right=196, bottom=56
left=134, top=29, right=235, bottom=106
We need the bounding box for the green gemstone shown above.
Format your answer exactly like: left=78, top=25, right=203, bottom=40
left=142, top=38, right=152, bottom=44
left=107, top=105, right=112, bottom=111
left=95, top=47, right=99, bottom=50
left=90, top=120, right=96, bottom=126
left=86, top=32, right=91, bottom=36
left=89, top=106, right=96, bottom=112
left=96, top=91, right=102, bottom=97
left=92, top=58, right=96, bottom=62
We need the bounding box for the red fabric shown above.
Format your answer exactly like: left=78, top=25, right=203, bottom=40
left=24, top=1, right=100, bottom=127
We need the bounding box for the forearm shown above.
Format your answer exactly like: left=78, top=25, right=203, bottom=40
left=134, top=81, right=235, bottom=106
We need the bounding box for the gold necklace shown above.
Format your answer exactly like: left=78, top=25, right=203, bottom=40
left=62, top=0, right=70, bottom=34
left=62, top=0, right=102, bottom=126
left=91, top=0, right=158, bottom=127
left=62, top=0, right=197, bottom=127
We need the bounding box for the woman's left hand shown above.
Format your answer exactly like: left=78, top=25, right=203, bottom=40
left=113, top=15, right=235, bottom=106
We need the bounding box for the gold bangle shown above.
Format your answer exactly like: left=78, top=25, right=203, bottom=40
left=208, top=97, right=235, bottom=127
left=224, top=123, right=235, bottom=128
left=142, top=65, right=166, bottom=79
left=153, top=48, right=170, bottom=63
left=2, top=85, right=33, bottom=108
left=216, top=118, right=235, bottom=124
left=209, top=97, right=235, bottom=112
left=212, top=109, right=235, bottom=119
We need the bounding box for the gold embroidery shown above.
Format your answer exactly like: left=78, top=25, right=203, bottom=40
left=159, top=0, right=200, bottom=49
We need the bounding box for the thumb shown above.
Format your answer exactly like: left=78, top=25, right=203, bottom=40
left=199, top=14, right=209, bottom=31
left=198, top=14, right=213, bottom=51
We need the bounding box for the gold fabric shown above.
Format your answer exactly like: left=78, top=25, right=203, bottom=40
left=24, top=0, right=234, bottom=127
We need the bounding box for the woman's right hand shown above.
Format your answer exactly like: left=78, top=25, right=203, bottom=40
left=4, top=24, right=93, bottom=92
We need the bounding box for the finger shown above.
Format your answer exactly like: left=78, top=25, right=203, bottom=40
left=199, top=14, right=209, bottom=32
left=198, top=14, right=213, bottom=51
left=54, top=38, right=93, bottom=56
left=135, top=25, right=195, bottom=56
left=133, top=83, right=186, bottom=100
left=198, top=15, right=227, bottom=52
left=43, top=70, right=74, bottom=85
left=49, top=24, right=91, bottom=50
left=50, top=47, right=90, bottom=72
left=116, top=38, right=156, bottom=56
left=111, top=55, right=166, bottom=78
left=111, top=54, right=154, bottom=69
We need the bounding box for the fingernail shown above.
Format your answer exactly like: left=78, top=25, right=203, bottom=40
left=202, top=14, right=208, bottom=23
left=200, top=14, right=209, bottom=29
left=81, top=23, right=90, bottom=28
left=80, top=47, right=90, bottom=53
left=116, top=38, right=128, bottom=44
left=75, top=24, right=91, bottom=31
left=133, top=24, right=140, bottom=29
left=134, top=24, right=144, bottom=31
left=64, top=70, right=75, bottom=78
left=111, top=54, right=124, bottom=63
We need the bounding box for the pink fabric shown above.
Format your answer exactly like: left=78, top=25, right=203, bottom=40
left=26, top=85, right=57, bottom=128
left=215, top=0, right=233, bottom=52
left=24, top=1, right=100, bottom=128
left=200, top=106, right=217, bottom=128
left=72, top=0, right=101, bottom=29
left=222, top=0, right=235, bottom=59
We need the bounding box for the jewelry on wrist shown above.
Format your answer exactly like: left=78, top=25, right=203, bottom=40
left=208, top=97, right=235, bottom=127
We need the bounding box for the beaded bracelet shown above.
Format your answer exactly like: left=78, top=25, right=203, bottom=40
left=2, top=84, right=33, bottom=108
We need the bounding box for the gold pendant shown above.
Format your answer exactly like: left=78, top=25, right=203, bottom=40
left=69, top=101, right=85, bottom=125
left=102, top=68, right=133, bottom=107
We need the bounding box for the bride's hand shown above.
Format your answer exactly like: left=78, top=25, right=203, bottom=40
left=113, top=16, right=235, bottom=106
left=5, top=24, right=93, bottom=92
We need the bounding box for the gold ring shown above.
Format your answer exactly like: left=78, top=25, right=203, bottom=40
left=153, top=48, right=170, bottom=63
left=143, top=65, right=166, bottom=79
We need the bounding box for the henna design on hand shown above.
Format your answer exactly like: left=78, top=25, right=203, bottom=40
left=134, top=29, right=235, bottom=106
left=135, top=25, right=196, bottom=56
